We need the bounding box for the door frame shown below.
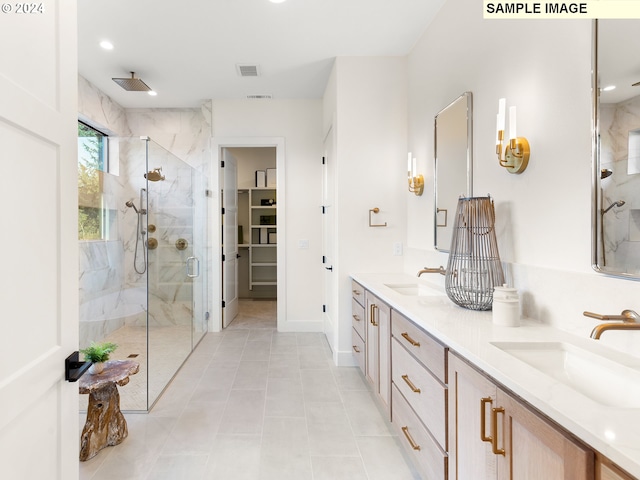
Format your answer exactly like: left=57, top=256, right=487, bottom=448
left=221, top=148, right=239, bottom=327
left=210, top=137, right=285, bottom=332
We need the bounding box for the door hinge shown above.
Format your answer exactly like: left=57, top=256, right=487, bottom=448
left=322, top=156, right=326, bottom=165
left=222, top=300, right=226, bottom=308
left=222, top=254, right=225, bottom=261
left=321, top=206, right=326, bottom=214
left=322, top=255, right=326, bottom=264
left=222, top=207, right=225, bottom=215
left=322, top=304, right=326, bottom=313
left=221, top=160, right=225, bottom=167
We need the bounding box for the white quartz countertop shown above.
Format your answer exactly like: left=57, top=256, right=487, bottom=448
left=351, top=272, right=640, bottom=478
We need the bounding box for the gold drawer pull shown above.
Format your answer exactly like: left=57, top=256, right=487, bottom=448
left=353, top=314, right=361, bottom=322
left=352, top=345, right=360, bottom=353
left=370, top=304, right=378, bottom=326
left=491, top=407, right=505, bottom=456
left=401, top=426, right=421, bottom=451
left=401, top=374, right=421, bottom=393
left=480, top=397, right=492, bottom=442
left=401, top=332, right=420, bottom=347
left=352, top=289, right=361, bottom=296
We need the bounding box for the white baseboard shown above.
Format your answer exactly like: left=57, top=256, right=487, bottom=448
left=334, top=349, right=357, bottom=367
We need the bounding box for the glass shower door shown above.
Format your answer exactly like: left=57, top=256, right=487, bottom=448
left=191, top=166, right=208, bottom=346
left=145, top=139, right=205, bottom=407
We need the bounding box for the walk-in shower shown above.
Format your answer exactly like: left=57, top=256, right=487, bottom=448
left=78, top=137, right=208, bottom=412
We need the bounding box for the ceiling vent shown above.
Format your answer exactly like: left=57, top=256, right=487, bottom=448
left=236, top=64, right=261, bottom=77
left=246, top=94, right=272, bottom=100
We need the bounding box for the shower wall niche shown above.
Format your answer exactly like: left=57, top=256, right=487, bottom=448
left=79, top=137, right=208, bottom=411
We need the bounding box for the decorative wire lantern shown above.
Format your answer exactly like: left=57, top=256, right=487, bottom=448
left=445, top=196, right=504, bottom=310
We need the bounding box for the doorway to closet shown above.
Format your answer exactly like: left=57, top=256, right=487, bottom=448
left=221, top=146, right=278, bottom=329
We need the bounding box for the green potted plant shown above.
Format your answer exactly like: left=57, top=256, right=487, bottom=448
left=80, top=341, right=118, bottom=374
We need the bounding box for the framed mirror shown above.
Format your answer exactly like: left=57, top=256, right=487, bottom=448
left=592, top=20, right=640, bottom=278
left=434, top=92, right=473, bottom=251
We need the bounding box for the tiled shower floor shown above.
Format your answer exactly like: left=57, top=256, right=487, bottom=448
left=78, top=299, right=420, bottom=479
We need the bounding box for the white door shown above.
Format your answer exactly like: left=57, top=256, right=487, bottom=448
left=222, top=148, right=239, bottom=326
left=322, top=128, right=337, bottom=351
left=0, top=2, right=79, bottom=479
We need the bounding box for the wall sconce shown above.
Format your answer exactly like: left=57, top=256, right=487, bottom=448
left=407, top=152, right=424, bottom=196
left=496, top=98, right=530, bottom=174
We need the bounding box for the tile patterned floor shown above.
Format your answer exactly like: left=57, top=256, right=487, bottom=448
left=79, top=300, right=420, bottom=480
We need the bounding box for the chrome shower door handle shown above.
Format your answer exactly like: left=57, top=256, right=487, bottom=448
left=186, top=256, right=200, bottom=278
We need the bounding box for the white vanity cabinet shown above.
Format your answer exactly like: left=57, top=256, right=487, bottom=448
left=365, top=290, right=391, bottom=416
left=391, top=310, right=448, bottom=480
left=448, top=352, right=594, bottom=480
left=351, top=280, right=366, bottom=374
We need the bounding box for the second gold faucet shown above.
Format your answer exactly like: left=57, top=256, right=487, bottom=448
left=583, top=309, right=640, bottom=339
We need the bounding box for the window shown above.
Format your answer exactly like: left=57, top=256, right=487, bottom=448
left=78, top=121, right=113, bottom=240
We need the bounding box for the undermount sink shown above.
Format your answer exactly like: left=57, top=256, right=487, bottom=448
left=491, top=341, right=640, bottom=409
left=384, top=283, right=444, bottom=297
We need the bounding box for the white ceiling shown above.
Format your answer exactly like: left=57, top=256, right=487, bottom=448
left=78, top=0, right=446, bottom=109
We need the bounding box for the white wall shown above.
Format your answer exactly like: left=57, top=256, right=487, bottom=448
left=326, top=57, right=409, bottom=364
left=211, top=99, right=324, bottom=330
left=404, top=0, right=640, bottom=356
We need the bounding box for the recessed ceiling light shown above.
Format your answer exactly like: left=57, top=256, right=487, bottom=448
left=602, top=85, right=616, bottom=92
left=148, top=90, right=157, bottom=96
left=99, top=40, right=114, bottom=50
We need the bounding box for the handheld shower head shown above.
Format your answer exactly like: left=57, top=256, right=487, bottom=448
left=125, top=200, right=140, bottom=214
left=602, top=200, right=625, bottom=214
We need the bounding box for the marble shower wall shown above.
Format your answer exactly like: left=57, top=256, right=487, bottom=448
left=125, top=107, right=212, bottom=176
left=124, top=108, right=211, bottom=328
left=600, top=96, right=640, bottom=273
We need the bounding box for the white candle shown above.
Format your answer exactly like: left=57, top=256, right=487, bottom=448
left=412, top=157, right=416, bottom=178
left=408, top=152, right=412, bottom=176
left=509, top=106, right=517, bottom=140
left=497, top=98, right=506, bottom=131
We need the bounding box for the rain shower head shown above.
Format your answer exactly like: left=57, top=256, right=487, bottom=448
left=601, top=168, right=613, bottom=179
left=112, top=72, right=151, bottom=92
left=144, top=167, right=165, bottom=182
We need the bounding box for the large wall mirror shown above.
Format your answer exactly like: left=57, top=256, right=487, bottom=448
left=593, top=20, right=640, bottom=278
left=434, top=92, right=473, bottom=251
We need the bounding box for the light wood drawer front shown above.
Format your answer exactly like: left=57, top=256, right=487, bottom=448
left=392, top=310, right=447, bottom=383
left=392, top=385, right=447, bottom=480
left=392, top=337, right=447, bottom=449
left=351, top=298, right=365, bottom=340
left=352, top=327, right=365, bottom=374
left=351, top=280, right=365, bottom=306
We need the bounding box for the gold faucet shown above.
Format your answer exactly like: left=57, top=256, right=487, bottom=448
left=583, top=310, right=640, bottom=339
left=417, top=266, right=446, bottom=277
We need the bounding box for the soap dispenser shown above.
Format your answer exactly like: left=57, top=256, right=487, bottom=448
left=492, top=284, right=520, bottom=327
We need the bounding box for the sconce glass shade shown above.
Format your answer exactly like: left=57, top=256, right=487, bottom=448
left=445, top=196, right=505, bottom=310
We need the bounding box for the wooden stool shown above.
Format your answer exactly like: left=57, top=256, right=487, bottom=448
left=78, top=360, right=139, bottom=461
